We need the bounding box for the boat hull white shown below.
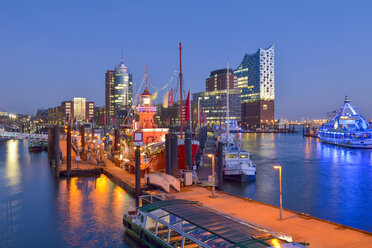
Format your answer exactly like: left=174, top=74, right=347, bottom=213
left=318, top=137, right=372, bottom=149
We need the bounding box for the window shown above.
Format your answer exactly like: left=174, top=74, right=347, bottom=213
left=183, top=237, right=198, bottom=248
left=168, top=229, right=183, bottom=247
left=263, top=104, right=268, bottom=110
left=156, top=222, right=169, bottom=242
left=145, top=216, right=157, bottom=234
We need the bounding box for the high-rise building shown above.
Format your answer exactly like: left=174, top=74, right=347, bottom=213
left=105, top=70, right=115, bottom=125
left=205, top=69, right=236, bottom=92
left=105, top=58, right=133, bottom=126
left=234, top=45, right=275, bottom=129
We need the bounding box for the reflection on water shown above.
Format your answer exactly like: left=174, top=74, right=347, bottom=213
left=5, top=140, right=20, bottom=187
left=224, top=132, right=372, bottom=232
left=0, top=140, right=135, bottom=247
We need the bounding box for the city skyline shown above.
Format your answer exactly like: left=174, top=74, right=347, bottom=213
left=1, top=1, right=372, bottom=120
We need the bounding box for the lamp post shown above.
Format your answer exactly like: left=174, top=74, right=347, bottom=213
left=273, top=165, right=282, bottom=220
left=207, top=154, right=216, bottom=198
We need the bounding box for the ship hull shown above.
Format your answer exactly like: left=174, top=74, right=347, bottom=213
left=318, top=137, right=372, bottom=149
left=147, top=140, right=199, bottom=173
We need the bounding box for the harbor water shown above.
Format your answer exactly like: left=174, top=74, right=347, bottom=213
left=224, top=131, right=372, bottom=232
left=0, top=139, right=135, bottom=247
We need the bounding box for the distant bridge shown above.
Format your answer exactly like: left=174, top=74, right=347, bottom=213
left=0, top=131, right=48, bottom=140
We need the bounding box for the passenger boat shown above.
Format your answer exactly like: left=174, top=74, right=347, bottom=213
left=28, top=139, right=43, bottom=152
left=223, top=147, right=256, bottom=182
left=123, top=197, right=307, bottom=248
left=318, top=96, right=372, bottom=148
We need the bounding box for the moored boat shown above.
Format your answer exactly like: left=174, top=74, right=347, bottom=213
left=28, top=139, right=43, bottom=152
left=223, top=147, right=256, bottom=182
left=318, top=96, right=372, bottom=148
left=123, top=197, right=307, bottom=248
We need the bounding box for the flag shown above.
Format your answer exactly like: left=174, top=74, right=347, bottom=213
left=162, top=91, right=169, bottom=108
left=152, top=90, right=158, bottom=100
left=168, top=88, right=173, bottom=107
left=185, top=90, right=190, bottom=121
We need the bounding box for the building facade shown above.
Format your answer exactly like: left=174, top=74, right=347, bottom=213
left=205, top=69, right=236, bottom=92
left=234, top=45, right=275, bottom=129
left=105, top=58, right=133, bottom=127
left=105, top=70, right=115, bottom=125
left=61, top=98, right=94, bottom=123
left=192, top=89, right=241, bottom=127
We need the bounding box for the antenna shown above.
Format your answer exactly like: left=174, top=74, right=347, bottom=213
left=146, top=65, right=149, bottom=90
left=120, top=49, right=123, bottom=63
left=226, top=58, right=230, bottom=134
left=179, top=42, right=183, bottom=139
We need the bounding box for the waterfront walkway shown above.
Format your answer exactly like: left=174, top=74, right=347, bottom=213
left=171, top=186, right=372, bottom=248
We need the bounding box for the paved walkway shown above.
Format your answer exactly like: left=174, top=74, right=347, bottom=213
left=171, top=186, right=372, bottom=248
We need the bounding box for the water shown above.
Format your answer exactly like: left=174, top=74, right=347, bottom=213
left=0, top=139, right=135, bottom=247
left=223, top=132, right=372, bottom=232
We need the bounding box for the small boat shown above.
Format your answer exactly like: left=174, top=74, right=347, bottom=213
left=123, top=197, right=307, bottom=248
left=28, top=139, right=43, bottom=152
left=318, top=96, right=372, bottom=148
left=223, top=147, right=256, bottom=182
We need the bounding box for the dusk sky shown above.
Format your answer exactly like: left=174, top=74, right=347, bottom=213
left=1, top=0, right=371, bottom=120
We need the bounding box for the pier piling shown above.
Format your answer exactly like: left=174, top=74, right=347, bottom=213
left=185, top=130, right=192, bottom=171
left=135, top=146, right=141, bottom=207
left=170, top=132, right=178, bottom=177
left=67, top=125, right=71, bottom=176
left=217, top=141, right=224, bottom=190
left=54, top=126, right=60, bottom=177
left=165, top=133, right=171, bottom=175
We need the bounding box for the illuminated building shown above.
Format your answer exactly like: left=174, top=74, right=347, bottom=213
left=105, top=70, right=115, bottom=125
left=205, top=69, right=236, bottom=92
left=105, top=57, right=133, bottom=127
left=192, top=89, right=241, bottom=127
left=234, top=45, right=275, bottom=129
left=61, top=98, right=94, bottom=123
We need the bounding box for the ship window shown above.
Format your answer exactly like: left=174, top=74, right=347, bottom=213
left=183, top=237, right=198, bottom=248
left=156, top=222, right=169, bottom=242
left=168, top=228, right=183, bottom=247
left=240, top=154, right=249, bottom=158
left=145, top=216, right=157, bottom=234
left=226, top=154, right=237, bottom=158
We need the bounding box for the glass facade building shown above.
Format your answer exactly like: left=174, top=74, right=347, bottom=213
left=114, top=60, right=133, bottom=109
left=234, top=45, right=275, bottom=103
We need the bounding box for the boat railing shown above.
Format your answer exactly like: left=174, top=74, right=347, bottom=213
left=202, top=205, right=293, bottom=243
left=139, top=194, right=175, bottom=207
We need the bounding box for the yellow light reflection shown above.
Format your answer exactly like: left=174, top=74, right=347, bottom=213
left=271, top=238, right=282, bottom=248
left=5, top=140, right=20, bottom=186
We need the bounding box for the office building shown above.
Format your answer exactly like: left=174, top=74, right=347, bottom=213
left=192, top=89, right=241, bottom=127
left=61, top=97, right=94, bottom=123
left=205, top=69, right=236, bottom=92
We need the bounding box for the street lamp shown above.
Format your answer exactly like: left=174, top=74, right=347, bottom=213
left=273, top=165, right=283, bottom=220
left=207, top=154, right=216, bottom=198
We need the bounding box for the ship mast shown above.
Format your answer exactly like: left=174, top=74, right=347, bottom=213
left=226, top=59, right=230, bottom=134
left=179, top=42, right=183, bottom=139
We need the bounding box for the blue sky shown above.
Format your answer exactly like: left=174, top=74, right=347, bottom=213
left=1, top=0, right=371, bottom=120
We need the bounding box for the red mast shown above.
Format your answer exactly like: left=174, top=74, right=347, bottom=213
left=146, top=65, right=148, bottom=90
left=179, top=42, right=183, bottom=139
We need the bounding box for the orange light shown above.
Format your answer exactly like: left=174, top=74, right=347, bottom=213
left=207, top=154, right=213, bottom=158
left=273, top=165, right=281, bottom=169
left=271, top=239, right=281, bottom=248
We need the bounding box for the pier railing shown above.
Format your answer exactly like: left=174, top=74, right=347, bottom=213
left=139, top=194, right=175, bottom=206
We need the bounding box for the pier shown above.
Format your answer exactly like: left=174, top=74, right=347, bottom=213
left=53, top=137, right=372, bottom=248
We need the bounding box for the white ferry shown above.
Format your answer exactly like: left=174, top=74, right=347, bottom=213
left=318, top=96, right=372, bottom=148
